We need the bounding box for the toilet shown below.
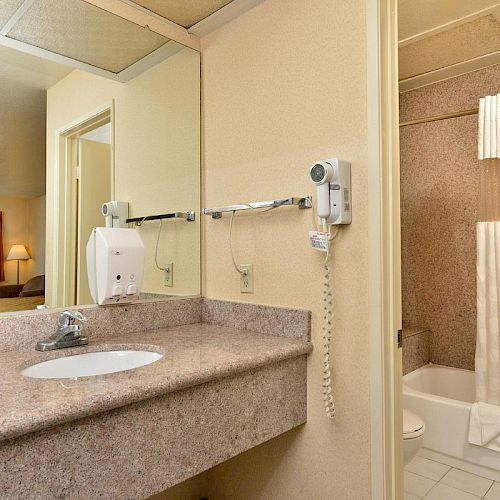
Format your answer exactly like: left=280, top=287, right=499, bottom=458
left=403, top=408, right=425, bottom=465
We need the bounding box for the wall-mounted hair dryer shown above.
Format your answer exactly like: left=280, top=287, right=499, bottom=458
left=309, top=158, right=351, bottom=225
left=308, top=157, right=352, bottom=420
left=102, top=201, right=129, bottom=228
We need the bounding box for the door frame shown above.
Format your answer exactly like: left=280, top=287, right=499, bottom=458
left=47, top=101, right=115, bottom=307
left=367, top=0, right=403, bottom=498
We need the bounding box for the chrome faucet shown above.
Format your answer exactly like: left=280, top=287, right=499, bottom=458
left=35, top=310, right=88, bottom=351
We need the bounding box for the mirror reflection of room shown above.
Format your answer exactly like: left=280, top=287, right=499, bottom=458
left=0, top=48, right=48, bottom=313
left=0, top=1, right=201, bottom=314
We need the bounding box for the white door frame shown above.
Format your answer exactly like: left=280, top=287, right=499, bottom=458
left=367, top=0, right=403, bottom=498
left=47, top=101, right=115, bottom=308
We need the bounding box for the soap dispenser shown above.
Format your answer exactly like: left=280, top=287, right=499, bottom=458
left=87, top=227, right=145, bottom=305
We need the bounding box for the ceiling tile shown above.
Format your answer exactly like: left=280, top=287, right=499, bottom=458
left=0, top=0, right=24, bottom=30
left=7, top=0, right=170, bottom=73
left=399, top=15, right=500, bottom=80
left=398, top=0, right=500, bottom=41
left=129, top=0, right=235, bottom=28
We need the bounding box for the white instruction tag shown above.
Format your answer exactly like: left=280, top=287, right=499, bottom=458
left=309, top=231, right=329, bottom=252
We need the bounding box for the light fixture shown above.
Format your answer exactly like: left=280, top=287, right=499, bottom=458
left=7, top=244, right=30, bottom=284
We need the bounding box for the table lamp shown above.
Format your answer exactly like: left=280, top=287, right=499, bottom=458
left=7, top=244, right=30, bottom=284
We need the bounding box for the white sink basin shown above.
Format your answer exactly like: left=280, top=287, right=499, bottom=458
left=21, top=350, right=163, bottom=379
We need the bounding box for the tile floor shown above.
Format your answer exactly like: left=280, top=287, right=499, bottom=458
left=405, top=452, right=500, bottom=499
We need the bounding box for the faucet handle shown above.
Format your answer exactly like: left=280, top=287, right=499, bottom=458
left=58, top=310, right=88, bottom=327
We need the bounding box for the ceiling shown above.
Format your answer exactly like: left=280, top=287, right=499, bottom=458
left=0, top=0, right=170, bottom=74
left=81, top=123, right=111, bottom=145
left=398, top=0, right=500, bottom=90
left=0, top=0, right=251, bottom=81
left=128, top=0, right=235, bottom=29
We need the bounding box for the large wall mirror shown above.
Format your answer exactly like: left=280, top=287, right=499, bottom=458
left=0, top=0, right=200, bottom=314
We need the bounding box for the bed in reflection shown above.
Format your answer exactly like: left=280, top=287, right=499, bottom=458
left=0, top=275, right=45, bottom=313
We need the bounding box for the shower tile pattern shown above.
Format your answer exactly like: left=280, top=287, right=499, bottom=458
left=400, top=64, right=500, bottom=371
left=402, top=328, right=430, bottom=375
left=400, top=65, right=500, bottom=123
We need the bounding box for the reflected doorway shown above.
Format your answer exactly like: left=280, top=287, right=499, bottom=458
left=50, top=104, right=114, bottom=308
left=74, top=126, right=112, bottom=305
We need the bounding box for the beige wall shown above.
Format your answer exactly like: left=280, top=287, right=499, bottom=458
left=198, top=0, right=371, bottom=497
left=0, top=84, right=46, bottom=199
left=0, top=195, right=45, bottom=284
left=149, top=473, right=207, bottom=500
left=46, top=47, right=200, bottom=304
left=26, top=195, right=46, bottom=280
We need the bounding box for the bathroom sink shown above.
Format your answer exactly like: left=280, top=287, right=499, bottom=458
left=21, top=350, right=163, bottom=379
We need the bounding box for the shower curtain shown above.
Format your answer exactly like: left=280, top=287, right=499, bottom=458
left=476, top=221, right=500, bottom=403
left=468, top=94, right=500, bottom=450
left=476, top=94, right=500, bottom=404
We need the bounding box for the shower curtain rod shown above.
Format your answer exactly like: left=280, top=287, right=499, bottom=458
left=399, top=107, right=479, bottom=127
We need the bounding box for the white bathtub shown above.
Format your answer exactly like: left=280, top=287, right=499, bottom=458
left=403, top=364, right=500, bottom=477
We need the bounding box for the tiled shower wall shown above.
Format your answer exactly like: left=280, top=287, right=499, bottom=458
left=400, top=64, right=500, bottom=371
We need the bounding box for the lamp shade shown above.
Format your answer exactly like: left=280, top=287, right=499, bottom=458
left=7, top=244, right=30, bottom=261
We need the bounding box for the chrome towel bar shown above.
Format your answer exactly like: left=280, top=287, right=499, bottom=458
left=202, top=196, right=312, bottom=219
left=127, top=211, right=196, bottom=224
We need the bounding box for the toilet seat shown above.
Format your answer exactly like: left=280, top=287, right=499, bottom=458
left=403, top=409, right=425, bottom=440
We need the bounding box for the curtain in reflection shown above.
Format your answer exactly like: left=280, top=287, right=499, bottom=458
left=0, top=212, right=4, bottom=282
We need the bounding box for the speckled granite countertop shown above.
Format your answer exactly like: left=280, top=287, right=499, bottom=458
left=0, top=323, right=312, bottom=443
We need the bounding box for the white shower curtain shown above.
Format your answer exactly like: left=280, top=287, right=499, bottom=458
left=476, top=222, right=500, bottom=404
left=468, top=96, right=500, bottom=450
left=478, top=94, right=500, bottom=160
left=476, top=94, right=500, bottom=405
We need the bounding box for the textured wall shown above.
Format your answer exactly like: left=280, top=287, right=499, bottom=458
left=402, top=327, right=430, bottom=375
left=400, top=65, right=500, bottom=122
left=400, top=64, right=500, bottom=370
left=199, top=0, right=372, bottom=498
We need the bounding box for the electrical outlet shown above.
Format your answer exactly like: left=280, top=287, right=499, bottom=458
left=239, top=264, right=254, bottom=293
left=164, top=263, right=173, bottom=287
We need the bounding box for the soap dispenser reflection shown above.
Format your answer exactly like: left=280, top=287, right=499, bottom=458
left=87, top=227, right=144, bottom=305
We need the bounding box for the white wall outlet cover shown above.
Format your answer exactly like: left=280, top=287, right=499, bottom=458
left=164, top=262, right=173, bottom=287
left=239, top=264, right=254, bottom=293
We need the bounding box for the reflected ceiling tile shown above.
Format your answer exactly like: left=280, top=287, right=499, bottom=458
left=129, top=0, right=235, bottom=28
left=0, top=0, right=24, bottom=29
left=7, top=0, right=170, bottom=73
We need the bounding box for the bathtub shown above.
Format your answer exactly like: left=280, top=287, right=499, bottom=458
left=403, top=364, right=500, bottom=478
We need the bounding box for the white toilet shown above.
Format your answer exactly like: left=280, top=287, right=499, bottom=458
left=403, top=408, right=425, bottom=465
